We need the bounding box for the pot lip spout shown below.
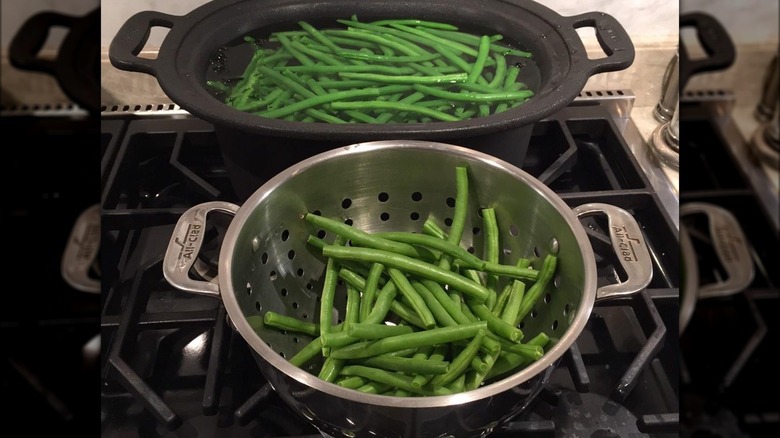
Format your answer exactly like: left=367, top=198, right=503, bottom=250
left=216, top=140, right=599, bottom=408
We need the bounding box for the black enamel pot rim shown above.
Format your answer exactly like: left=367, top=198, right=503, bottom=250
left=109, top=0, right=634, bottom=141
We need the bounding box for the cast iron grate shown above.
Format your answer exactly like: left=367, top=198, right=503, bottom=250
left=99, top=101, right=679, bottom=437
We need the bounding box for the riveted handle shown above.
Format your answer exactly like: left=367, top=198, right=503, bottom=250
left=163, top=201, right=239, bottom=298
left=680, top=203, right=754, bottom=299
left=574, top=203, right=653, bottom=300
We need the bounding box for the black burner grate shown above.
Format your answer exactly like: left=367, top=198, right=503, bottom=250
left=100, top=101, right=679, bottom=437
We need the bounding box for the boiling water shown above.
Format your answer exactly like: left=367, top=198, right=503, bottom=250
left=204, top=19, right=542, bottom=122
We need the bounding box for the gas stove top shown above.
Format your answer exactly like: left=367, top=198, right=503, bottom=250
left=678, top=94, right=779, bottom=438
left=97, top=91, right=681, bottom=437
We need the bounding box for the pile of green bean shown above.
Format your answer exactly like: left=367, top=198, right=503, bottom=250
left=260, top=166, right=558, bottom=396
left=214, top=17, right=534, bottom=123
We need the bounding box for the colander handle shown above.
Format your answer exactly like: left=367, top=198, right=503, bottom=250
left=680, top=202, right=755, bottom=298
left=163, top=201, right=240, bottom=298
left=573, top=203, right=653, bottom=300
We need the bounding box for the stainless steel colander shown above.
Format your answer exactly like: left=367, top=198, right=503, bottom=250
left=163, top=140, right=652, bottom=438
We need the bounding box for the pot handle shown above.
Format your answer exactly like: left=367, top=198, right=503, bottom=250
left=573, top=203, right=653, bottom=300
left=567, top=11, right=636, bottom=76
left=109, top=11, right=179, bottom=75
left=61, top=204, right=101, bottom=294
left=679, top=12, right=736, bottom=91
left=8, top=11, right=78, bottom=74
left=162, top=201, right=240, bottom=298
left=679, top=203, right=754, bottom=299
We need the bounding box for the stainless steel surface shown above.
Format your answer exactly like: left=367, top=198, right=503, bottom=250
left=161, top=140, right=653, bottom=438
left=750, top=116, right=780, bottom=169
left=680, top=203, right=755, bottom=299
left=163, top=201, right=239, bottom=298
left=654, top=51, right=679, bottom=123
left=754, top=54, right=778, bottom=122
left=573, top=203, right=652, bottom=300
left=679, top=225, right=697, bottom=334
left=60, top=204, right=100, bottom=293
left=650, top=96, right=681, bottom=171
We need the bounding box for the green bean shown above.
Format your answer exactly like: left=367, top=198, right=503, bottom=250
left=305, top=214, right=433, bottom=259
left=387, top=24, right=479, bottom=57
left=449, top=166, right=470, bottom=247
left=263, top=311, right=319, bottom=336
left=276, top=33, right=314, bottom=66
left=412, top=84, right=534, bottom=102
left=232, top=88, right=285, bottom=112
left=259, top=87, right=381, bottom=119
left=264, top=89, right=292, bottom=111
left=337, top=50, right=442, bottom=63
left=492, top=284, right=512, bottom=317
left=394, top=389, right=411, bottom=397
left=500, top=258, right=532, bottom=325
left=340, top=365, right=421, bottom=394
left=447, top=374, right=467, bottom=393
left=375, top=91, right=427, bottom=123
left=319, top=237, right=345, bottom=351
left=419, top=279, right=472, bottom=325
left=297, top=21, right=342, bottom=53
left=375, top=231, right=484, bottom=269
left=486, top=332, right=550, bottom=380
left=466, top=299, right=524, bottom=342
left=389, top=300, right=428, bottom=329
left=470, top=356, right=489, bottom=374
left=339, top=71, right=467, bottom=85
left=358, top=355, right=450, bottom=375
left=482, top=261, right=539, bottom=281
left=325, top=29, right=421, bottom=56
left=289, top=336, right=323, bottom=367
left=410, top=344, right=448, bottom=388
left=283, top=64, right=416, bottom=74
left=319, top=356, right=344, bottom=382
left=330, top=101, right=460, bottom=122
left=337, top=376, right=367, bottom=389
left=322, top=245, right=490, bottom=303
left=356, top=381, right=392, bottom=394
left=481, top=207, right=500, bottom=310
left=410, top=281, right=458, bottom=327
left=467, top=35, right=491, bottom=83
left=347, top=323, right=415, bottom=340
left=489, top=53, right=507, bottom=88
left=330, top=321, right=487, bottom=359
left=431, top=329, right=486, bottom=387
left=320, top=330, right=360, bottom=349
left=345, top=284, right=361, bottom=327
left=503, top=66, right=521, bottom=90
left=422, top=218, right=448, bottom=240
left=290, top=41, right=344, bottom=66
left=362, top=282, right=398, bottom=325
left=388, top=268, right=436, bottom=328
left=515, top=254, right=557, bottom=325
left=359, top=263, right=384, bottom=322
left=369, top=19, right=459, bottom=30
left=465, top=346, right=501, bottom=390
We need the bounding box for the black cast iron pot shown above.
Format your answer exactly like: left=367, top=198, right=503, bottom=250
left=109, top=0, right=634, bottom=199
left=10, top=8, right=100, bottom=114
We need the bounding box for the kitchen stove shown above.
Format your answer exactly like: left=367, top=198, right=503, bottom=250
left=679, top=94, right=779, bottom=437
left=1, top=112, right=101, bottom=434
left=99, top=92, right=680, bottom=437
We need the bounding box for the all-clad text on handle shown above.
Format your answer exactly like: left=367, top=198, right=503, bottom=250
left=163, top=201, right=240, bottom=298
left=680, top=202, right=754, bottom=299
left=574, top=203, right=653, bottom=300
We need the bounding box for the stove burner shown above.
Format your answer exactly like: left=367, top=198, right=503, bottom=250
left=100, top=98, right=680, bottom=437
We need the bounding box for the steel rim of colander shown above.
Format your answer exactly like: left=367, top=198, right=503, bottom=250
left=219, top=140, right=598, bottom=408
